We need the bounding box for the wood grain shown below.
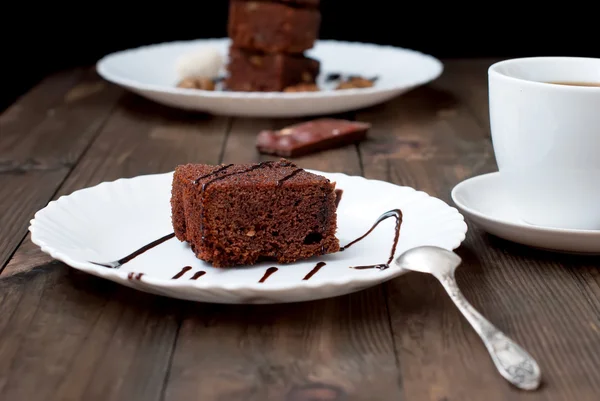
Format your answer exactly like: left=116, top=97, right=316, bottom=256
left=357, top=60, right=600, bottom=401
left=0, top=60, right=598, bottom=401
left=0, top=68, right=122, bottom=271
left=0, top=93, right=231, bottom=401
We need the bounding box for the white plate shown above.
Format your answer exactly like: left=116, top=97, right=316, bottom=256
left=96, top=38, right=443, bottom=118
left=29, top=170, right=466, bottom=304
left=451, top=172, right=600, bottom=254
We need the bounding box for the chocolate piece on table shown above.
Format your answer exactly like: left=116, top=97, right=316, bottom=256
left=225, top=47, right=320, bottom=92
left=228, top=1, right=321, bottom=54
left=256, top=118, right=371, bottom=157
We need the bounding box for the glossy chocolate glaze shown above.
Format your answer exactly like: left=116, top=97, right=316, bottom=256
left=303, top=261, right=326, bottom=280
left=90, top=233, right=175, bottom=269
left=341, top=209, right=402, bottom=270
left=190, top=271, right=206, bottom=280
left=172, top=266, right=192, bottom=279
left=259, top=267, right=279, bottom=283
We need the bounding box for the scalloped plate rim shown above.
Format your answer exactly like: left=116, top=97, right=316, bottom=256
left=29, top=170, right=467, bottom=298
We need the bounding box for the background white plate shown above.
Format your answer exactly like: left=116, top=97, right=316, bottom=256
left=96, top=38, right=443, bottom=117
left=29, top=171, right=466, bottom=304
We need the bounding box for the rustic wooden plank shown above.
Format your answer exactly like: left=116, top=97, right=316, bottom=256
left=0, top=68, right=122, bottom=271
left=0, top=94, right=232, bottom=401
left=163, top=116, right=403, bottom=401
left=0, top=234, right=53, bottom=277
left=357, top=59, right=600, bottom=401
left=0, top=264, right=182, bottom=401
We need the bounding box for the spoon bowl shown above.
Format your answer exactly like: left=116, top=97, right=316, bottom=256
left=395, top=245, right=542, bottom=391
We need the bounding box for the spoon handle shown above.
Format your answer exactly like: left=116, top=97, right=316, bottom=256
left=435, top=271, right=542, bottom=390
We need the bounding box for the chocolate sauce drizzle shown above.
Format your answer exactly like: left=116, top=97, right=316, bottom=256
left=259, top=267, right=278, bottom=283
left=127, top=272, right=144, bottom=280
left=341, top=209, right=402, bottom=270
left=193, top=160, right=299, bottom=190
left=172, top=266, right=192, bottom=279
left=277, top=168, right=302, bottom=186
left=190, top=271, right=206, bottom=280
left=192, top=164, right=233, bottom=185
left=303, top=262, right=326, bottom=280
left=200, top=161, right=279, bottom=191
left=90, top=232, right=175, bottom=269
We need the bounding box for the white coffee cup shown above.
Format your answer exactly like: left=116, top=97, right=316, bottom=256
left=488, top=57, right=600, bottom=231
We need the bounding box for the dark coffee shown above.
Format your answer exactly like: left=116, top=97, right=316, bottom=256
left=547, top=81, right=600, bottom=87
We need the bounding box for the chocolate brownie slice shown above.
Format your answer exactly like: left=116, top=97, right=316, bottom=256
left=228, top=1, right=321, bottom=53
left=171, top=159, right=339, bottom=267
left=225, top=47, right=320, bottom=91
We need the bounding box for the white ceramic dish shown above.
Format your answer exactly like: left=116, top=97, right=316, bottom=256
left=451, top=172, right=600, bottom=254
left=96, top=38, right=443, bottom=118
left=488, top=57, right=600, bottom=230
left=30, top=170, right=466, bottom=304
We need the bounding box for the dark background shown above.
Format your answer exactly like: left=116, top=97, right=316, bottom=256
left=2, top=2, right=598, bottom=111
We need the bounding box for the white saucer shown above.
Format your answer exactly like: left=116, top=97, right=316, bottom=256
left=96, top=38, right=443, bottom=118
left=29, top=170, right=466, bottom=304
left=451, top=172, right=600, bottom=255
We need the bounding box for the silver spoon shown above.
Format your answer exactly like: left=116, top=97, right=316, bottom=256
left=395, top=246, right=542, bottom=390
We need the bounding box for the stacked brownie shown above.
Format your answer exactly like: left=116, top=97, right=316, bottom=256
left=225, top=0, right=321, bottom=92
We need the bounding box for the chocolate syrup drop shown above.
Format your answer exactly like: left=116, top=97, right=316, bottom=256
left=303, top=262, right=326, bottom=280
left=172, top=266, right=192, bottom=279
left=259, top=267, right=278, bottom=283
left=127, top=272, right=144, bottom=280
left=190, top=271, right=206, bottom=280
left=90, top=232, right=175, bottom=269
left=277, top=168, right=302, bottom=186
left=192, top=164, right=233, bottom=185
left=341, top=209, right=402, bottom=270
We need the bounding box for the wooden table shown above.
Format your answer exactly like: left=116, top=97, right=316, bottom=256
left=0, top=59, right=598, bottom=401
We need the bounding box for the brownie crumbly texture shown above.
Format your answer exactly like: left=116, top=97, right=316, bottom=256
left=171, top=159, right=340, bottom=267
left=256, top=118, right=371, bottom=157
left=228, top=1, right=321, bottom=54
left=225, top=47, right=319, bottom=91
